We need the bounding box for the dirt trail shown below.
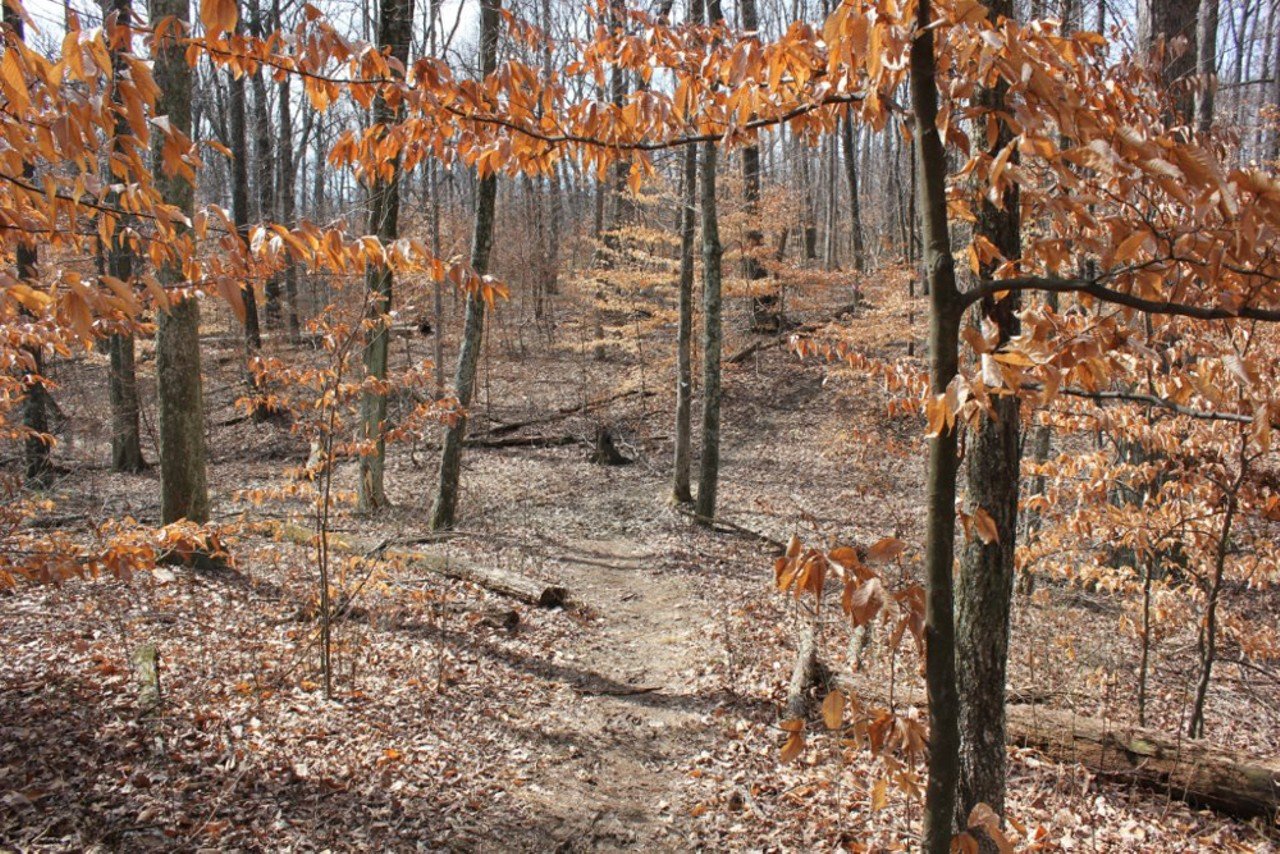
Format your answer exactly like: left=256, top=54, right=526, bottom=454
left=508, top=536, right=717, bottom=851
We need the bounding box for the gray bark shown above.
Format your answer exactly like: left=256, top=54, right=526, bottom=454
left=356, top=0, right=414, bottom=513
left=956, top=0, right=1022, bottom=835
left=1195, top=0, right=1218, bottom=132
left=103, top=0, right=145, bottom=473
left=696, top=0, right=725, bottom=521
left=153, top=0, right=209, bottom=524
left=429, top=0, right=501, bottom=530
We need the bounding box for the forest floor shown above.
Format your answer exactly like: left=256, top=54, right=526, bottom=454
left=1, top=276, right=1278, bottom=851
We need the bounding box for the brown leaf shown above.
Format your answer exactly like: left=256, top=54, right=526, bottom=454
left=866, top=537, right=906, bottom=564
left=822, top=689, right=844, bottom=730
left=972, top=507, right=999, bottom=545
left=779, top=730, right=805, bottom=763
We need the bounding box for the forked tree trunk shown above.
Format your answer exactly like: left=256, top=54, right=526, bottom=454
left=956, top=0, right=1022, bottom=836
left=152, top=0, right=209, bottom=524
left=356, top=0, right=414, bottom=513
left=102, top=0, right=145, bottom=473
left=429, top=0, right=501, bottom=530
left=911, top=0, right=965, bottom=848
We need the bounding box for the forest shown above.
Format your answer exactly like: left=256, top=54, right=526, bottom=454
left=0, top=0, right=1279, bottom=847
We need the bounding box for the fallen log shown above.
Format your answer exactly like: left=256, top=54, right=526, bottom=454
left=265, top=522, right=573, bottom=609
left=836, top=676, right=1280, bottom=819
left=1007, top=704, right=1280, bottom=819
left=464, top=434, right=578, bottom=450
left=478, top=388, right=656, bottom=438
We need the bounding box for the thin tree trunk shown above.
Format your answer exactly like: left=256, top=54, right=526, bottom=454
left=152, top=0, right=209, bottom=524
left=1195, top=0, right=1219, bottom=132
left=740, top=0, right=774, bottom=329
left=841, top=113, right=866, bottom=273
left=356, top=0, right=415, bottom=513
left=696, top=0, right=725, bottom=521
left=672, top=86, right=699, bottom=504
left=228, top=22, right=262, bottom=352
left=250, top=0, right=280, bottom=327
left=1189, top=451, right=1243, bottom=738
left=103, top=0, right=144, bottom=473
left=912, top=0, right=964, bottom=847
left=275, top=49, right=301, bottom=339
left=429, top=0, right=501, bottom=530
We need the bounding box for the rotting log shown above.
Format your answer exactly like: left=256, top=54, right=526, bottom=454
left=267, top=523, right=572, bottom=609
left=837, top=676, right=1280, bottom=819
left=1006, top=704, right=1280, bottom=819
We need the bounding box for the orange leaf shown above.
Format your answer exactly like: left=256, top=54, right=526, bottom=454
left=972, top=508, right=999, bottom=545
left=200, top=0, right=238, bottom=37
left=780, top=730, right=805, bottom=763
left=822, top=689, right=844, bottom=730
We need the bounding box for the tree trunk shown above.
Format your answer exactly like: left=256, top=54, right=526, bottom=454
left=250, top=0, right=280, bottom=327
left=228, top=25, right=262, bottom=352
left=673, top=136, right=697, bottom=504
left=696, top=0, right=725, bottom=521
left=103, top=0, right=145, bottom=474
left=739, top=0, right=776, bottom=330
left=911, top=0, right=965, bottom=848
left=152, top=0, right=209, bottom=524
left=956, top=0, right=1022, bottom=837
left=356, top=0, right=414, bottom=513
left=1194, top=0, right=1218, bottom=132
left=1139, top=0, right=1201, bottom=122
left=429, top=0, right=500, bottom=531
left=274, top=0, right=301, bottom=340
left=4, top=7, right=51, bottom=489
left=841, top=113, right=866, bottom=273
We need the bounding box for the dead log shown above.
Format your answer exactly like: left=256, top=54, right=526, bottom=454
left=1006, top=704, right=1280, bottom=819
left=267, top=523, right=572, bottom=609
left=465, top=434, right=578, bottom=450
left=836, top=676, right=1280, bottom=819
left=396, top=550, right=571, bottom=608
left=479, top=388, right=656, bottom=438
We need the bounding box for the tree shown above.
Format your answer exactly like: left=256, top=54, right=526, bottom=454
left=955, top=0, right=1022, bottom=835
left=153, top=0, right=209, bottom=524
left=103, top=0, right=146, bottom=474
left=840, top=112, right=866, bottom=273
left=672, top=0, right=702, bottom=506
left=696, top=0, right=725, bottom=522
left=228, top=14, right=263, bottom=352
left=908, top=0, right=964, bottom=847
left=356, top=0, right=414, bottom=514
left=429, top=0, right=501, bottom=530
left=1139, top=0, right=1202, bottom=121
left=5, top=2, right=51, bottom=489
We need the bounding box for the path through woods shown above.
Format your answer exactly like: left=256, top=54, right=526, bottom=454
left=1, top=309, right=1277, bottom=850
